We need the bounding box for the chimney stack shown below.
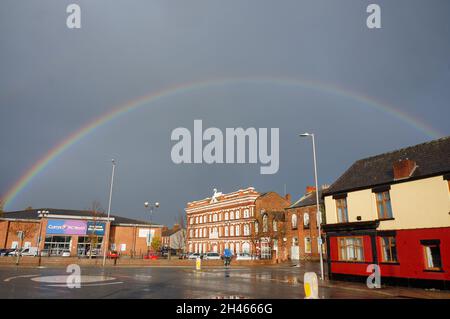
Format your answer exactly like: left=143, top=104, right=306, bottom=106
left=393, top=158, right=417, bottom=180
left=173, top=223, right=181, bottom=231
left=285, top=193, right=291, bottom=203
left=305, top=186, right=316, bottom=194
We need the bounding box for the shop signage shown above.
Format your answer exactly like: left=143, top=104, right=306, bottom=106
left=87, top=222, right=106, bottom=236
left=46, top=219, right=87, bottom=235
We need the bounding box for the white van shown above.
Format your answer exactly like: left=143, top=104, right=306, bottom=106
left=10, top=247, right=38, bottom=257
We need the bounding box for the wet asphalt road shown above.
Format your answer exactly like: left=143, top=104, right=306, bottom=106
left=0, top=263, right=398, bottom=299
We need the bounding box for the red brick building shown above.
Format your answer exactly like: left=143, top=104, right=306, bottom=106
left=285, top=186, right=327, bottom=261
left=186, top=187, right=290, bottom=258
left=0, top=208, right=163, bottom=257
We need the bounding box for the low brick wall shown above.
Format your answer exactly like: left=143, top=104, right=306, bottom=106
left=0, top=256, right=276, bottom=267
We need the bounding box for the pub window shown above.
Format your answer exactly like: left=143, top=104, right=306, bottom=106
left=380, top=236, right=397, bottom=262
left=423, top=242, right=442, bottom=271
left=336, top=198, right=348, bottom=223
left=376, top=191, right=393, bottom=219
left=338, top=237, right=364, bottom=261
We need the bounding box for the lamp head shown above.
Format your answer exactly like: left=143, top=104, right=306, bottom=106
left=144, top=201, right=149, bottom=208
left=155, top=202, right=160, bottom=208
left=299, top=133, right=311, bottom=137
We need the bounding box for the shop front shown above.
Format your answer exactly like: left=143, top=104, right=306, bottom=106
left=43, top=219, right=106, bottom=256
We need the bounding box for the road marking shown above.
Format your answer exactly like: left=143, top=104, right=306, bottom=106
left=46, top=281, right=124, bottom=287
left=4, top=274, right=39, bottom=282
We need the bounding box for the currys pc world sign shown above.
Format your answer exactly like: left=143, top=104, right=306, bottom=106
left=46, top=219, right=88, bottom=235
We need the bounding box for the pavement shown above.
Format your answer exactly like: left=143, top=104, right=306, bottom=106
left=0, top=262, right=449, bottom=299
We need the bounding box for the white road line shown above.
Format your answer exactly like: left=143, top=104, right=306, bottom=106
left=4, top=274, right=39, bottom=282
left=46, top=281, right=124, bottom=287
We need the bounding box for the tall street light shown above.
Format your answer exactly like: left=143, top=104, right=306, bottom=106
left=37, top=210, right=49, bottom=267
left=300, top=132, right=324, bottom=281
left=144, top=201, right=159, bottom=254
left=102, top=159, right=116, bottom=267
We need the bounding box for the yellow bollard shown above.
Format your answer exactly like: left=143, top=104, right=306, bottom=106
left=196, top=257, right=201, bottom=271
left=304, top=272, right=319, bottom=299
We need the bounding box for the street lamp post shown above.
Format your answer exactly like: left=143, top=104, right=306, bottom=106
left=37, top=210, right=49, bottom=267
left=300, top=133, right=325, bottom=281
left=144, top=201, right=159, bottom=255
left=102, top=159, right=116, bottom=267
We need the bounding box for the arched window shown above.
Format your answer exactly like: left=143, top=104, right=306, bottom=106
left=195, top=229, right=198, bottom=238
left=189, top=229, right=193, bottom=238
left=230, top=225, right=234, bottom=236
left=273, top=220, right=277, bottom=232
left=303, top=213, right=310, bottom=228
left=195, top=216, right=198, bottom=224
left=255, top=221, right=259, bottom=234
left=235, top=225, right=240, bottom=236
left=213, top=214, right=218, bottom=222
left=262, top=214, right=268, bottom=232
left=230, top=211, right=234, bottom=220
left=225, top=212, right=229, bottom=220
left=291, top=214, right=298, bottom=229
left=203, top=228, right=207, bottom=237
left=189, top=218, right=193, bottom=225
left=235, top=210, right=240, bottom=219
left=225, top=226, right=229, bottom=237
left=244, top=209, right=249, bottom=218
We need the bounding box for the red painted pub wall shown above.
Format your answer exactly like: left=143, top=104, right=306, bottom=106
left=329, top=227, right=450, bottom=281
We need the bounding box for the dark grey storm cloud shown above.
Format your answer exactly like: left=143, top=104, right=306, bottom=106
left=1, top=0, right=449, bottom=225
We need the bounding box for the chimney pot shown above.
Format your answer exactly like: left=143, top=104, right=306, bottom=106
left=305, top=186, right=316, bottom=194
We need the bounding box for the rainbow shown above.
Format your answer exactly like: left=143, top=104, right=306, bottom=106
left=1, top=76, right=443, bottom=210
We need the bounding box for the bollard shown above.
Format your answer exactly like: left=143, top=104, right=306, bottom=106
left=304, top=272, right=319, bottom=299
left=196, top=256, right=201, bottom=271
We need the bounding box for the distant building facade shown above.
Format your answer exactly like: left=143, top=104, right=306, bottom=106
left=322, top=137, right=450, bottom=288
left=162, top=224, right=186, bottom=252
left=185, top=187, right=290, bottom=258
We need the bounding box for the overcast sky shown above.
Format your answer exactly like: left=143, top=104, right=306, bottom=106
left=1, top=0, right=449, bottom=226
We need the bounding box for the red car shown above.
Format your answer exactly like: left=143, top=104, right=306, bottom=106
left=107, top=250, right=119, bottom=259
left=143, top=252, right=158, bottom=260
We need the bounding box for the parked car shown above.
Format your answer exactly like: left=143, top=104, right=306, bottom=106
left=188, top=253, right=201, bottom=260
left=61, top=250, right=71, bottom=257
left=0, top=249, right=15, bottom=256
left=204, top=252, right=221, bottom=260
left=143, top=252, right=158, bottom=260
left=86, top=249, right=101, bottom=258
left=107, top=250, right=119, bottom=259
left=8, top=247, right=38, bottom=257
left=236, top=253, right=254, bottom=261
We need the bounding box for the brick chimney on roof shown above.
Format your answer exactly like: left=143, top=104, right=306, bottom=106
left=393, top=158, right=417, bottom=180
left=305, top=186, right=316, bottom=194
left=162, top=226, right=169, bottom=233
left=285, top=193, right=291, bottom=203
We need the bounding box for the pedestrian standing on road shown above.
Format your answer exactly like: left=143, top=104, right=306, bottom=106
left=223, top=248, right=232, bottom=267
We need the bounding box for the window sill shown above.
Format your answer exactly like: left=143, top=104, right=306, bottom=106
left=423, top=269, right=444, bottom=273
left=378, top=218, right=395, bottom=221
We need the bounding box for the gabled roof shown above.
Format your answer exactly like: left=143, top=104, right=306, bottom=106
left=323, top=136, right=450, bottom=196
left=287, top=190, right=324, bottom=209
left=0, top=208, right=162, bottom=227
